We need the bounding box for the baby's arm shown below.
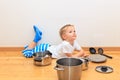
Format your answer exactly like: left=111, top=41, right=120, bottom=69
left=76, top=49, right=89, bottom=57
left=65, top=48, right=88, bottom=57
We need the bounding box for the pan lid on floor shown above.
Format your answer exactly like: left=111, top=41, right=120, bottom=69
left=95, top=65, right=113, bottom=73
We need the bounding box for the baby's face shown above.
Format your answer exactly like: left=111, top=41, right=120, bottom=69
left=62, top=26, right=77, bottom=41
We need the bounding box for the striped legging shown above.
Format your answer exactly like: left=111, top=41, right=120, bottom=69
left=22, top=43, right=50, bottom=58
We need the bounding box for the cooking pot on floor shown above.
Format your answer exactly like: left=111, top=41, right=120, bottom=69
left=33, top=51, right=52, bottom=66
left=54, top=57, right=86, bottom=80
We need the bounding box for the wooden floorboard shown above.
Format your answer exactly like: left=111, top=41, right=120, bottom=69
left=0, top=48, right=120, bottom=80
left=0, top=47, right=120, bottom=51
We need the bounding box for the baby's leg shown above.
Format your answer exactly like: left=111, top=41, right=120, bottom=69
left=22, top=25, right=43, bottom=58
left=33, top=43, right=50, bottom=53
left=22, top=43, right=50, bottom=58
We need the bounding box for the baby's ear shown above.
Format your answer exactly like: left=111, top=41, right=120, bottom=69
left=62, top=34, right=67, bottom=40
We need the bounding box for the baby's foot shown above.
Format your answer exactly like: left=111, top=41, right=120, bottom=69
left=33, top=25, right=42, bottom=35
left=33, top=25, right=42, bottom=43
left=22, top=49, right=33, bottom=58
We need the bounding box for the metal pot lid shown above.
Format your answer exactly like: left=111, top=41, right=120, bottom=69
left=95, top=66, right=113, bottom=73
left=88, top=54, right=107, bottom=63
left=34, top=57, right=42, bottom=62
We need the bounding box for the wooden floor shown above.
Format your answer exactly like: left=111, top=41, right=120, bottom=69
left=0, top=50, right=120, bottom=80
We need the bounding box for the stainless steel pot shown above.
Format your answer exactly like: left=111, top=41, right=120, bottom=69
left=33, top=51, right=52, bottom=66
left=54, top=58, right=83, bottom=80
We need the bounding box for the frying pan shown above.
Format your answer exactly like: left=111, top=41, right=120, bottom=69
left=87, top=54, right=107, bottom=63
left=88, top=47, right=113, bottom=63
left=88, top=47, right=106, bottom=62
left=89, top=47, right=112, bottom=59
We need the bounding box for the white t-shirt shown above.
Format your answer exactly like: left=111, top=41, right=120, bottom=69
left=48, top=40, right=82, bottom=58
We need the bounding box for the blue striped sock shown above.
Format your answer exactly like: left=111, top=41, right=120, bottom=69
left=33, top=25, right=42, bottom=43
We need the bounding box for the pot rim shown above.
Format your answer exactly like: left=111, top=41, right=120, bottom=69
left=56, top=57, right=83, bottom=66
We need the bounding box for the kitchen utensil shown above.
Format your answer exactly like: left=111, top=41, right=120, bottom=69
left=98, top=48, right=112, bottom=59
left=89, top=47, right=107, bottom=62
left=54, top=58, right=83, bottom=80
left=88, top=54, right=107, bottom=63
left=95, top=65, right=113, bottom=73
left=89, top=47, right=96, bottom=54
left=33, top=51, right=52, bottom=66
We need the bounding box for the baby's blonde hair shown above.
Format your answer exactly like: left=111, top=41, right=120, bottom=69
left=59, top=24, right=74, bottom=40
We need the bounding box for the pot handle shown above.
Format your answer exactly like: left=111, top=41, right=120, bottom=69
left=79, top=57, right=90, bottom=62
left=79, top=57, right=89, bottom=70
left=54, top=65, right=64, bottom=71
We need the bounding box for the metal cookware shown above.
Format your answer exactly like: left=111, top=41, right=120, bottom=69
left=33, top=51, right=52, bottom=66
left=98, top=48, right=112, bottom=59
left=54, top=57, right=86, bottom=80
left=88, top=54, right=107, bottom=63
left=95, top=65, right=113, bottom=73
left=89, top=47, right=112, bottom=59
left=88, top=47, right=113, bottom=63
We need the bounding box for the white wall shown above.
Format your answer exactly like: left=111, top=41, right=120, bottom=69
left=0, top=0, right=120, bottom=47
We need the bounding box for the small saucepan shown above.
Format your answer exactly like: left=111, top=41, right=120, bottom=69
left=33, top=51, right=52, bottom=66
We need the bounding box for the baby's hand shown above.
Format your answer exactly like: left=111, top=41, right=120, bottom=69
left=83, top=53, right=89, bottom=57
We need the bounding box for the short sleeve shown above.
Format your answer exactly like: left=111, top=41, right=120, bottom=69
left=61, top=41, right=74, bottom=54
left=73, top=41, right=81, bottom=50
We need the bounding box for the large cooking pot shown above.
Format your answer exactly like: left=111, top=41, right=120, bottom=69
left=33, top=51, right=52, bottom=66
left=54, top=58, right=84, bottom=80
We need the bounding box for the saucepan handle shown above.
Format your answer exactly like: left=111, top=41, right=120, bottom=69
left=101, top=54, right=112, bottom=59
left=54, top=65, right=64, bottom=71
